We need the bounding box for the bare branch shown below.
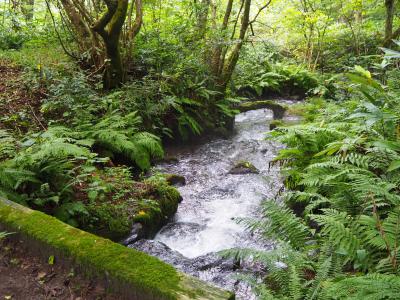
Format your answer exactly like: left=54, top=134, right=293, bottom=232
left=249, top=0, right=272, bottom=25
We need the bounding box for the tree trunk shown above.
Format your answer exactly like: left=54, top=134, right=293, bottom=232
left=196, top=0, right=211, bottom=38
left=103, top=37, right=124, bottom=89
left=384, top=0, right=396, bottom=46
left=127, top=0, right=142, bottom=40
left=59, top=0, right=103, bottom=67
left=21, top=0, right=34, bottom=21
left=125, top=0, right=142, bottom=68
left=220, top=0, right=251, bottom=88
left=209, top=0, right=233, bottom=78
left=92, top=0, right=129, bottom=89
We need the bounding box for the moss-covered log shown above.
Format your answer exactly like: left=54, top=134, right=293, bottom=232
left=238, top=100, right=287, bottom=119
left=0, top=197, right=234, bottom=300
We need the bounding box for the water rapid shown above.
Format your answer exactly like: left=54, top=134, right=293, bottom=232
left=129, top=108, right=293, bottom=299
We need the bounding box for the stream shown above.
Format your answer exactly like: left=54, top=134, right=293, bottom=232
left=128, top=107, right=295, bottom=299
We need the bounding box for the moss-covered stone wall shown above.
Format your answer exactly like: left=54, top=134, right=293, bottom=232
left=0, top=197, right=234, bottom=300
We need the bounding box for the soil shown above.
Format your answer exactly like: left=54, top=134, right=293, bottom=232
left=0, top=60, right=46, bottom=132
left=0, top=238, right=119, bottom=300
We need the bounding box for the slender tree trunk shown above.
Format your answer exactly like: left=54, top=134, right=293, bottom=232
left=384, top=0, right=396, bottom=46
left=59, top=0, right=103, bottom=67
left=220, top=0, right=251, bottom=88
left=11, top=0, right=20, bottom=30
left=125, top=0, right=142, bottom=69
left=209, top=0, right=233, bottom=79
left=127, top=0, right=142, bottom=40
left=21, top=0, right=34, bottom=21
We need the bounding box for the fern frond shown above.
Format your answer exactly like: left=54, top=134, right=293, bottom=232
left=310, top=209, right=361, bottom=259
left=0, top=130, right=16, bottom=159
left=259, top=201, right=313, bottom=249
left=325, top=273, right=400, bottom=299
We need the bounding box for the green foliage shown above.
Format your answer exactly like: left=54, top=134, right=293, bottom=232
left=0, top=118, right=165, bottom=233
left=41, top=71, right=102, bottom=126
left=0, top=231, right=10, bottom=239
left=324, top=274, right=400, bottom=299
left=80, top=111, right=163, bottom=171
left=224, top=66, right=400, bottom=299
left=234, top=46, right=321, bottom=99
left=0, top=130, right=17, bottom=160
left=0, top=27, right=28, bottom=50
left=241, top=201, right=313, bottom=250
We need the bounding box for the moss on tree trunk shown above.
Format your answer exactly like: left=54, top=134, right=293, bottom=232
left=92, top=0, right=128, bottom=89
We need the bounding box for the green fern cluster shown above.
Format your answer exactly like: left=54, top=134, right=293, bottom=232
left=0, top=112, right=165, bottom=229
left=0, top=129, right=17, bottom=160
left=79, top=111, right=164, bottom=171
left=234, top=47, right=320, bottom=98
left=224, top=66, right=400, bottom=299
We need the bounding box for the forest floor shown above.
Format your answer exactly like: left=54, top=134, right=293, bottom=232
left=0, top=237, right=119, bottom=300
left=0, top=60, right=119, bottom=300
left=0, top=60, right=46, bottom=132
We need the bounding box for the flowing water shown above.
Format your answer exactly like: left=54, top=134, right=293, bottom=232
left=129, top=108, right=296, bottom=299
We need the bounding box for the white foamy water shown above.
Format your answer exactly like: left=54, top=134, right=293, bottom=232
left=154, top=109, right=284, bottom=258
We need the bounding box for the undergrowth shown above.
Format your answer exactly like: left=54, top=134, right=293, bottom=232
left=223, top=61, right=400, bottom=299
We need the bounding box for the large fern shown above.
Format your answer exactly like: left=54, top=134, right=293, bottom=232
left=81, top=111, right=164, bottom=171
left=0, top=129, right=17, bottom=160
left=228, top=66, right=400, bottom=299
left=325, top=274, right=400, bottom=300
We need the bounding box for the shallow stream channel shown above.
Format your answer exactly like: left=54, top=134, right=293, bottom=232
left=128, top=106, right=297, bottom=299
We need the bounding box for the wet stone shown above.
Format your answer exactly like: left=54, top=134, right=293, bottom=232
left=229, top=161, right=260, bottom=175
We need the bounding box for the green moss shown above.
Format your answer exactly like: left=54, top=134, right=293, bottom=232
left=162, top=174, right=186, bottom=186
left=132, top=182, right=182, bottom=237
left=0, top=198, right=233, bottom=299
left=270, top=120, right=284, bottom=130
left=79, top=169, right=182, bottom=241
left=0, top=200, right=179, bottom=299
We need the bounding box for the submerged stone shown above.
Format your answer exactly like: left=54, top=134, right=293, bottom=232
left=229, top=161, right=260, bottom=175
left=163, top=173, right=186, bottom=186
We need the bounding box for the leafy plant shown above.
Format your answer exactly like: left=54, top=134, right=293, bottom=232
left=80, top=111, right=164, bottom=171
left=223, top=66, right=400, bottom=298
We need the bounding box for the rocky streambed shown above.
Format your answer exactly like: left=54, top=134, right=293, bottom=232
left=128, top=107, right=297, bottom=299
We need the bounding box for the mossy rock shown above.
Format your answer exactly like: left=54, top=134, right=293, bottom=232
left=163, top=174, right=186, bottom=186
left=131, top=179, right=182, bottom=240
left=229, top=161, right=260, bottom=175
left=0, top=197, right=234, bottom=299
left=269, top=120, right=284, bottom=130
left=82, top=177, right=182, bottom=242
left=238, top=100, right=287, bottom=119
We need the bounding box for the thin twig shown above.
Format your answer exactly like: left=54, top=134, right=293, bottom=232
left=249, top=0, right=272, bottom=25
left=44, top=0, right=78, bottom=60
left=28, top=104, right=46, bottom=131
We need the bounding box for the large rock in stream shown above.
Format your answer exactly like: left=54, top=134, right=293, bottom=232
left=229, top=161, right=260, bottom=175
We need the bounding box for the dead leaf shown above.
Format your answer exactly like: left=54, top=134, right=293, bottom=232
left=37, top=271, right=47, bottom=280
